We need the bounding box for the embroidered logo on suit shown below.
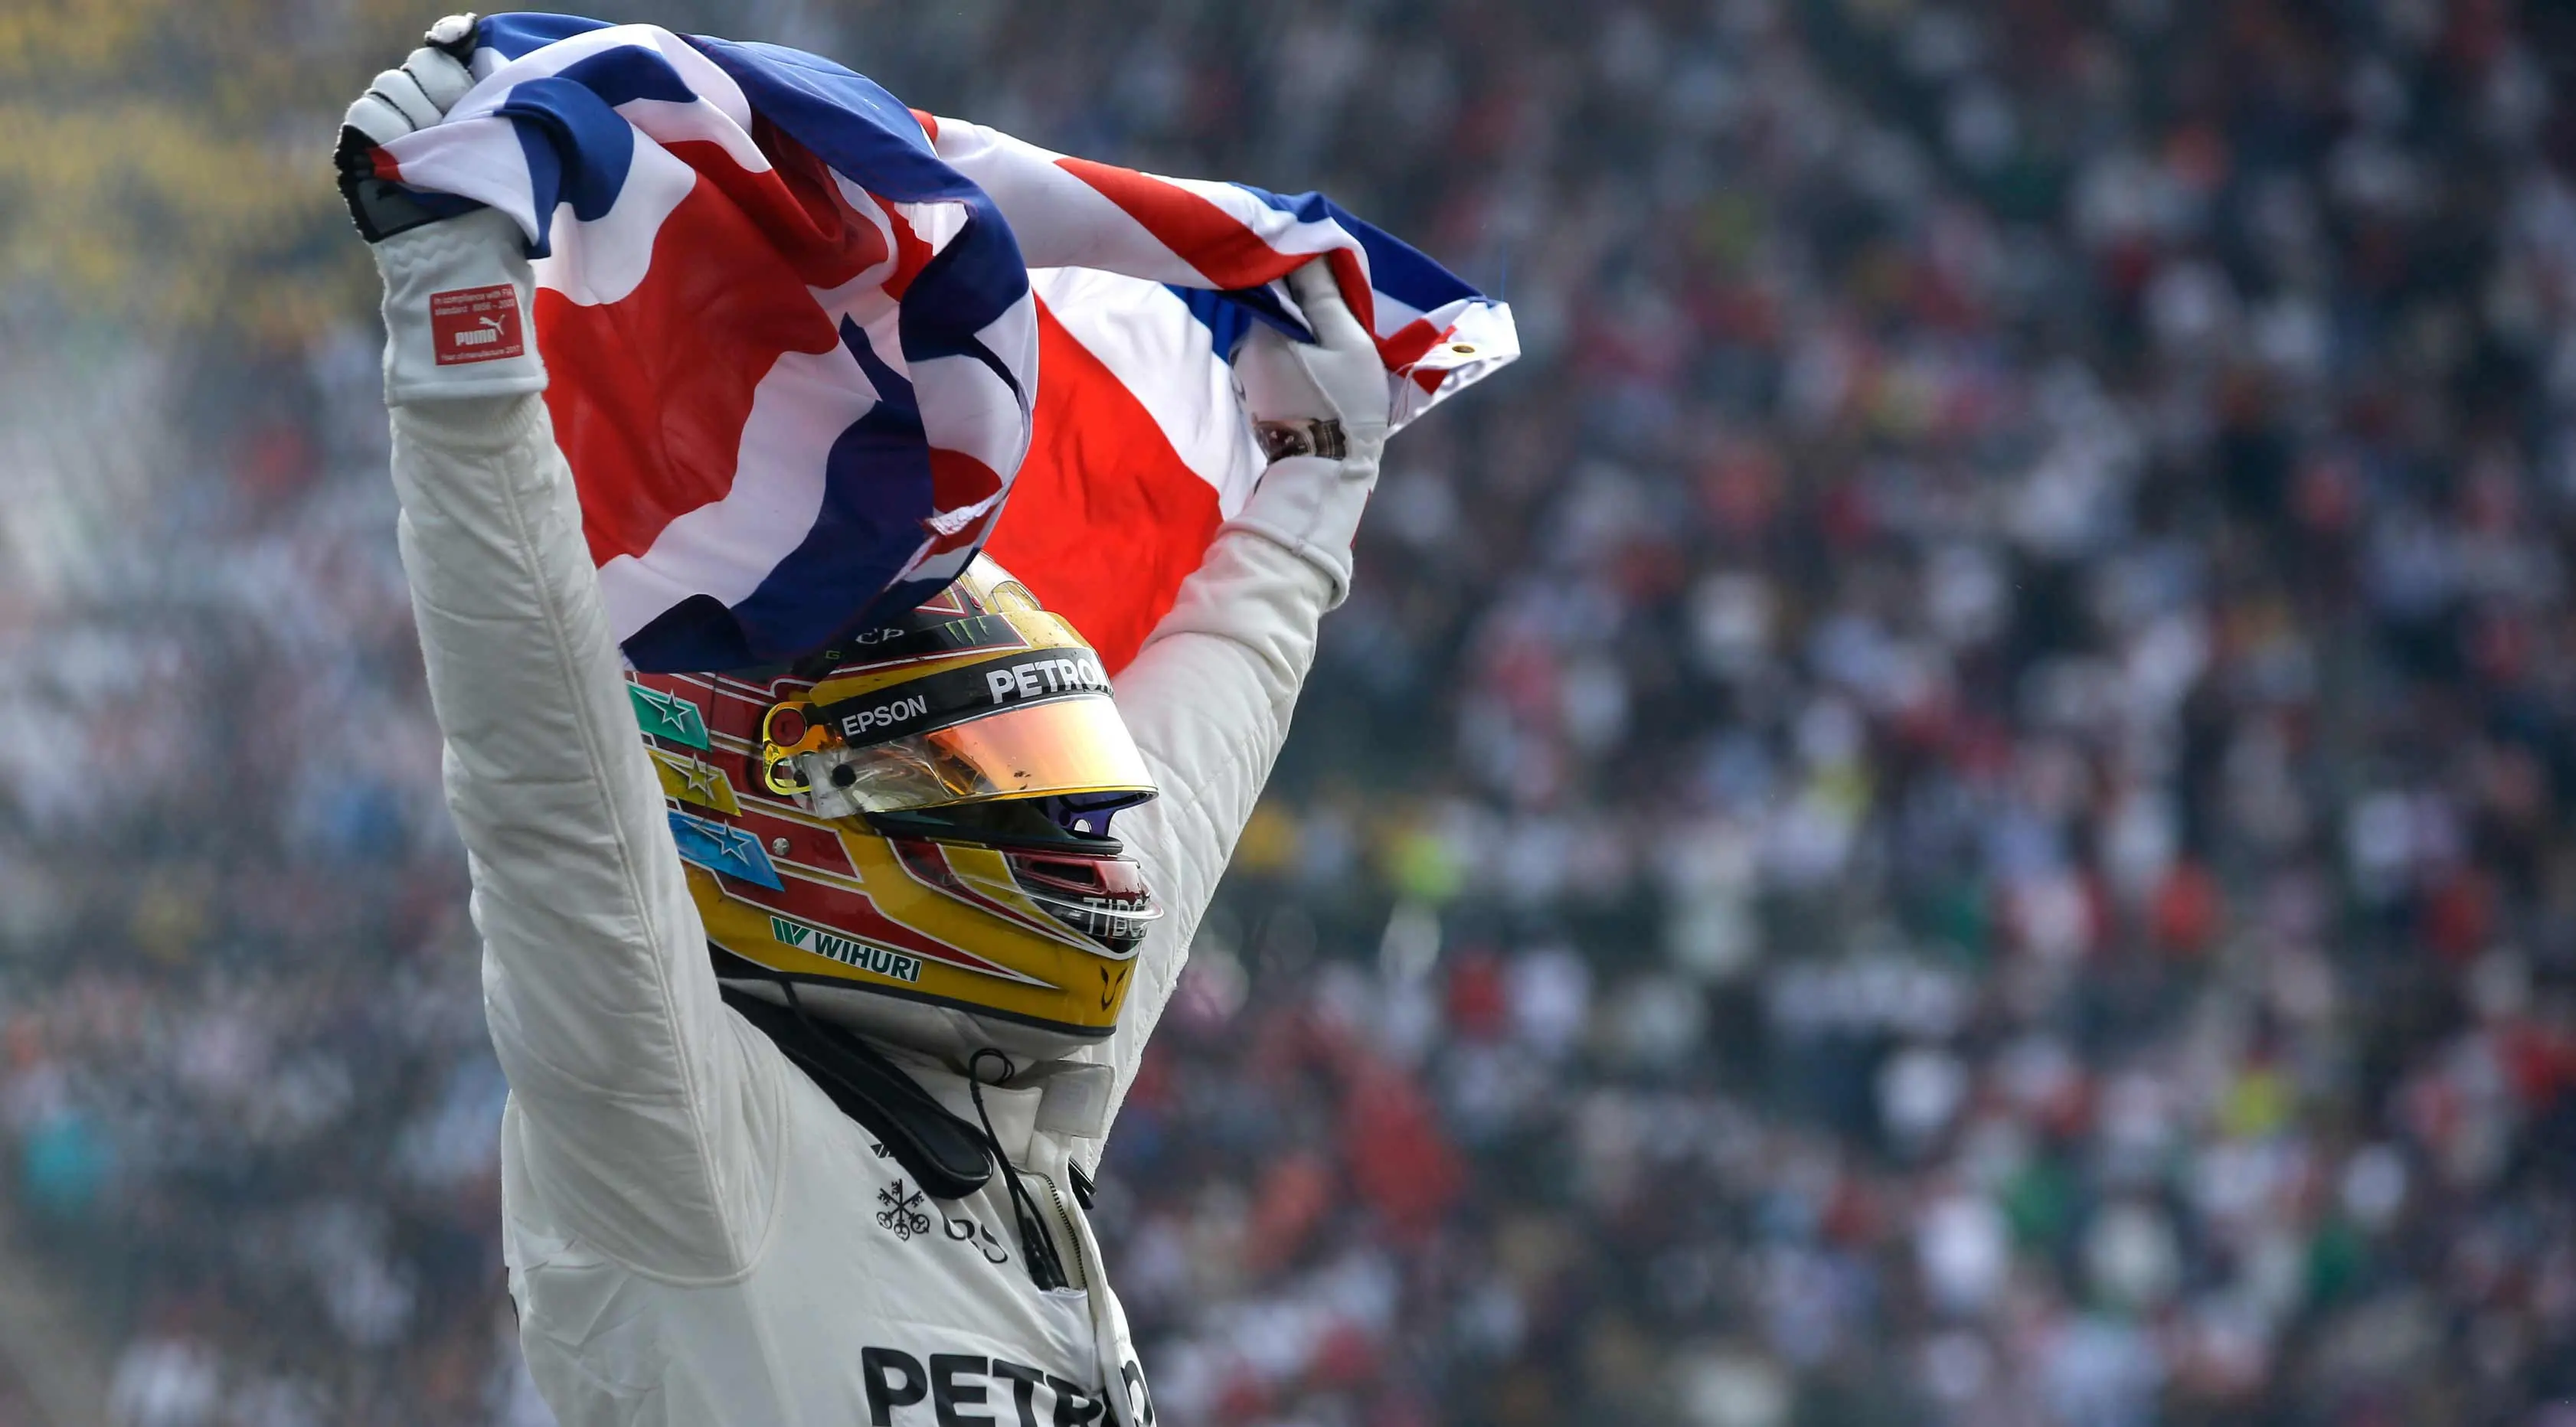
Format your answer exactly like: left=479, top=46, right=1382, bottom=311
left=875, top=1179, right=933, bottom=1240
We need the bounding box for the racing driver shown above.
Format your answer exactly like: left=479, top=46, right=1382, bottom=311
left=338, top=18, right=1394, bottom=1425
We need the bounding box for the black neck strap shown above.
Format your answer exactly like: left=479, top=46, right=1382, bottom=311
left=718, top=981, right=993, bottom=1200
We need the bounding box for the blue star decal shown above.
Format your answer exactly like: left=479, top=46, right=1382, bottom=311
left=667, top=810, right=783, bottom=890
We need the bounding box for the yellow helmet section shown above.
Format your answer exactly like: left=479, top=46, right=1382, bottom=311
left=682, top=828, right=1137, bottom=1046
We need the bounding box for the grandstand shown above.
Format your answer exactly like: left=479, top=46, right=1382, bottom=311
left=5, top=0, right=2574, bottom=1422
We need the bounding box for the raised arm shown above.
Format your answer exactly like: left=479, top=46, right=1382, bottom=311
left=1088, top=263, right=1392, bottom=1158
left=345, top=27, right=775, bottom=1277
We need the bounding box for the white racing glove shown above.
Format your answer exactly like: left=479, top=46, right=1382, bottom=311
left=1228, top=262, right=1391, bottom=606
left=334, top=13, right=547, bottom=406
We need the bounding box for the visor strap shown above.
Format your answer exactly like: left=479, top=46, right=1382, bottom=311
left=795, top=612, right=1048, bottom=676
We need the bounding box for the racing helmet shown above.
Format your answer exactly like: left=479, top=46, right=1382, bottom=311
left=626, top=557, right=1161, bottom=1063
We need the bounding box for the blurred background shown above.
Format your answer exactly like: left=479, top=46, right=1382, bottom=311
left=7, top=0, right=2576, bottom=1422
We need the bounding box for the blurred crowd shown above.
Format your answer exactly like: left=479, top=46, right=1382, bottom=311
left=7, top=0, right=2576, bottom=1422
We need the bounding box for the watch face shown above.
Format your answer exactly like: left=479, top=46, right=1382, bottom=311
left=1254, top=417, right=1348, bottom=462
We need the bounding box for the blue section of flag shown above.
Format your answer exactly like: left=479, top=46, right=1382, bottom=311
left=1169, top=285, right=1272, bottom=361
left=688, top=35, right=1032, bottom=367
left=492, top=76, right=634, bottom=251
left=1234, top=185, right=1483, bottom=316
left=639, top=321, right=942, bottom=672
left=478, top=12, right=612, bottom=60
left=671, top=32, right=1040, bottom=665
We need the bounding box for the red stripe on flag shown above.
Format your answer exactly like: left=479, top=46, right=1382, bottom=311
left=882, top=204, right=937, bottom=300
left=1320, top=247, right=1390, bottom=365
left=1379, top=318, right=1443, bottom=371
left=1051, top=161, right=1416, bottom=378
left=983, top=301, right=1224, bottom=673
left=908, top=109, right=940, bottom=142
left=927, top=446, right=1003, bottom=514
left=541, top=134, right=889, bottom=565
left=1391, top=317, right=1453, bottom=395
left=1054, top=158, right=1307, bottom=292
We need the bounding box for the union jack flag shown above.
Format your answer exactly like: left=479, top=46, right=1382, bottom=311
left=367, top=14, right=1516, bottom=671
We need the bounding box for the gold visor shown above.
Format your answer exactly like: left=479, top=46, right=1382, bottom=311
left=789, top=694, right=1156, bottom=815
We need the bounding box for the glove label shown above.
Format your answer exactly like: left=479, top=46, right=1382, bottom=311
left=429, top=284, right=526, bottom=365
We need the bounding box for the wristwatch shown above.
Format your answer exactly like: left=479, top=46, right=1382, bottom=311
left=1251, top=417, right=1349, bottom=462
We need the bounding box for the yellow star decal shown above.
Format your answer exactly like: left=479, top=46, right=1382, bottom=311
left=650, top=749, right=741, bottom=815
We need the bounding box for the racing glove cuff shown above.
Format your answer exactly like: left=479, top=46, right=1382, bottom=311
left=1221, top=449, right=1380, bottom=609
left=371, top=207, right=548, bottom=407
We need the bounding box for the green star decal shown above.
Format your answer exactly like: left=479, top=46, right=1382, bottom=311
left=627, top=684, right=710, bottom=750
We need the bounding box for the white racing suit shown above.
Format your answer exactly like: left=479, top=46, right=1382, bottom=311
left=388, top=376, right=1358, bottom=1424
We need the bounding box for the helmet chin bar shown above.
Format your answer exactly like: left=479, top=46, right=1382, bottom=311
left=861, top=797, right=1162, bottom=956
left=1000, top=846, right=1160, bottom=956
left=875, top=798, right=1169, bottom=952
left=714, top=962, right=1105, bottom=1066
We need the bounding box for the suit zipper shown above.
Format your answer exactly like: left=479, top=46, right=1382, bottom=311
left=1029, top=1170, right=1089, bottom=1291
